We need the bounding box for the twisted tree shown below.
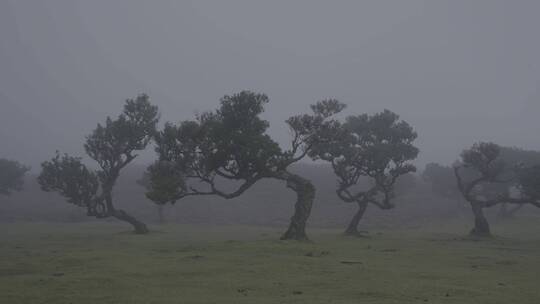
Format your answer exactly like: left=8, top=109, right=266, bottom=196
left=38, top=95, right=158, bottom=234
left=452, top=142, right=540, bottom=237
left=145, top=91, right=344, bottom=240
left=0, top=159, right=29, bottom=196
left=425, top=147, right=540, bottom=219
left=311, top=110, right=419, bottom=236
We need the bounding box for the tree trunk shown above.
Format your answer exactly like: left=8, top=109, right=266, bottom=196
left=470, top=203, right=490, bottom=237
left=277, top=171, right=315, bottom=241
left=344, top=200, right=368, bottom=236
left=157, top=205, right=165, bottom=224
left=113, top=209, right=149, bottom=234
left=104, top=185, right=149, bottom=234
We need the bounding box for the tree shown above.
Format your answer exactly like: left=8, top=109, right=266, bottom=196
left=453, top=142, right=540, bottom=237
left=38, top=95, right=159, bottom=234
left=137, top=171, right=166, bottom=224
left=311, top=110, right=419, bottom=236
left=145, top=91, right=344, bottom=240
left=496, top=147, right=540, bottom=218
left=515, top=165, right=540, bottom=207
left=0, top=159, right=29, bottom=196
left=393, top=173, right=418, bottom=197
left=422, top=163, right=462, bottom=200
left=424, top=147, right=540, bottom=219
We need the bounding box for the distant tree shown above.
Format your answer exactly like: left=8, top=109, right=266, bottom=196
left=496, top=147, right=540, bottom=218
left=0, top=159, right=29, bottom=196
left=393, top=173, right=418, bottom=197
left=145, top=91, right=344, bottom=240
left=515, top=165, right=540, bottom=207
left=425, top=147, right=540, bottom=219
left=453, top=142, right=540, bottom=237
left=422, top=163, right=462, bottom=200
left=38, top=95, right=159, bottom=234
left=137, top=171, right=165, bottom=224
left=311, top=110, right=419, bottom=236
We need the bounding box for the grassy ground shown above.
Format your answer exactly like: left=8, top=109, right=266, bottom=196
left=1, top=219, right=540, bottom=304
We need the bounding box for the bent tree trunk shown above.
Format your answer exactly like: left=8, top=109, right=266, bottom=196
left=104, top=187, right=149, bottom=234
left=344, top=200, right=368, bottom=236
left=112, top=209, right=149, bottom=234
left=470, top=203, right=490, bottom=237
left=277, top=171, right=315, bottom=241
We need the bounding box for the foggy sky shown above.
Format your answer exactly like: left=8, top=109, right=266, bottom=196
left=1, top=0, right=539, bottom=170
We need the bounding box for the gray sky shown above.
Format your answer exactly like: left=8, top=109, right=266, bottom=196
left=1, top=0, right=539, bottom=170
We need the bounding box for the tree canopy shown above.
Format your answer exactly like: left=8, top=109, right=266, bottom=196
left=454, top=142, right=540, bottom=236
left=38, top=95, right=159, bottom=234
left=310, top=109, right=419, bottom=235
left=145, top=91, right=345, bottom=240
left=0, top=159, right=29, bottom=196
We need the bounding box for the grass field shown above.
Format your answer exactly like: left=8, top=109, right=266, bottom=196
left=1, top=219, right=540, bottom=304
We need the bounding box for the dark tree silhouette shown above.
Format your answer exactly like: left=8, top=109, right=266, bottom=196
left=38, top=95, right=159, bottom=234
left=145, top=91, right=344, bottom=240
left=453, top=142, right=540, bottom=237
left=311, top=110, right=419, bottom=236
left=0, top=159, right=29, bottom=196
left=425, top=147, right=540, bottom=219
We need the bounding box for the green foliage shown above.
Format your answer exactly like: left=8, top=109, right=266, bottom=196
left=146, top=91, right=346, bottom=203
left=84, top=94, right=158, bottom=177
left=39, top=95, right=158, bottom=224
left=459, top=142, right=512, bottom=183
left=144, top=161, right=187, bottom=204
left=426, top=146, right=540, bottom=201
left=147, top=91, right=281, bottom=202
left=284, top=99, right=346, bottom=165
left=313, top=109, right=419, bottom=207
left=38, top=153, right=99, bottom=208
left=455, top=142, right=506, bottom=198
left=0, top=158, right=29, bottom=196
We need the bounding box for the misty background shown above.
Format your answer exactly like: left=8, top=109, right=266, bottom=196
left=1, top=0, right=539, bottom=171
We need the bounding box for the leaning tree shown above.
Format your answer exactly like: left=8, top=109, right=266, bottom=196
left=311, top=109, right=419, bottom=236
left=0, top=159, right=29, bottom=196
left=145, top=91, right=344, bottom=240
left=38, top=95, right=159, bottom=234
left=425, top=147, right=540, bottom=219
left=453, top=142, right=540, bottom=237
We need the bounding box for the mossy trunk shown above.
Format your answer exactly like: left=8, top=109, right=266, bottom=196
left=278, top=171, right=315, bottom=241
left=344, top=200, right=368, bottom=236
left=470, top=203, right=490, bottom=237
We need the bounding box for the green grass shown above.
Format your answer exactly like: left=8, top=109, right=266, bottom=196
left=1, top=220, right=540, bottom=303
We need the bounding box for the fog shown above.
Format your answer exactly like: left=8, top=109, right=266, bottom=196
left=1, top=0, right=539, bottom=169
